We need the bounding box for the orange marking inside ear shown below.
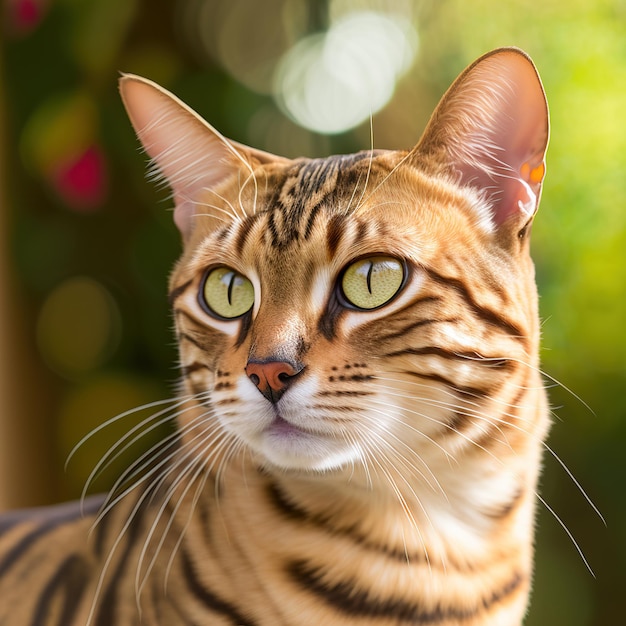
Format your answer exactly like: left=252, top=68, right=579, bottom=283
left=520, top=161, right=545, bottom=184
left=530, top=162, right=545, bottom=184
left=520, top=162, right=531, bottom=179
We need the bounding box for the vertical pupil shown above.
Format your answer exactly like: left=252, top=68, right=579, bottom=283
left=227, top=273, right=235, bottom=306
left=366, top=261, right=374, bottom=294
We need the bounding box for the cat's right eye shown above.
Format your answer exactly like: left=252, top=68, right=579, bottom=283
left=200, top=267, right=254, bottom=319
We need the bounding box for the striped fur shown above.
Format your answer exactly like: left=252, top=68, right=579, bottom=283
left=0, top=48, right=550, bottom=625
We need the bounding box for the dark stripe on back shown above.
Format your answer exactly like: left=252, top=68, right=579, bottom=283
left=94, top=497, right=147, bottom=626
left=0, top=496, right=104, bottom=578
left=180, top=548, right=257, bottom=626
left=287, top=559, right=525, bottom=623
left=31, top=555, right=90, bottom=626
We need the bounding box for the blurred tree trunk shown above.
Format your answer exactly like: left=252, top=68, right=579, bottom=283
left=0, top=45, right=58, bottom=511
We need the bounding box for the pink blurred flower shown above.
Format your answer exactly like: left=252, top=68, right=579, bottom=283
left=5, top=0, right=49, bottom=36
left=50, top=144, right=108, bottom=212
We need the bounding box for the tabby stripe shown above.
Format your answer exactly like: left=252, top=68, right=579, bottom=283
left=31, top=555, right=90, bottom=626
left=317, top=390, right=372, bottom=397
left=303, top=200, right=324, bottom=239
left=267, top=209, right=284, bottom=249
left=489, top=486, right=525, bottom=520
left=471, top=387, right=529, bottom=451
left=180, top=548, right=257, bottom=626
left=425, top=268, right=526, bottom=340
left=266, top=482, right=427, bottom=564
left=386, top=346, right=512, bottom=371
left=94, top=501, right=145, bottom=626
left=214, top=225, right=231, bottom=243
left=326, top=213, right=348, bottom=257
left=287, top=560, right=525, bottom=623
left=0, top=497, right=102, bottom=578
left=175, top=307, right=207, bottom=328
left=298, top=158, right=337, bottom=198
left=380, top=311, right=457, bottom=342
left=169, top=279, right=193, bottom=307
left=318, top=296, right=343, bottom=341
left=355, top=216, right=369, bottom=243
left=235, top=310, right=253, bottom=348
left=213, top=397, right=238, bottom=406
left=179, top=332, right=209, bottom=351
left=503, top=383, right=530, bottom=424
left=91, top=500, right=119, bottom=559
left=312, top=404, right=360, bottom=412
left=400, top=370, right=497, bottom=401
left=183, top=361, right=211, bottom=376
left=446, top=411, right=475, bottom=435
left=234, top=213, right=261, bottom=256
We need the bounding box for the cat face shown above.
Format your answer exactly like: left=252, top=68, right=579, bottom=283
left=120, top=48, right=549, bottom=481
left=166, top=153, right=538, bottom=477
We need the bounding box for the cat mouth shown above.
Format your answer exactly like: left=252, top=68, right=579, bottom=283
left=266, top=414, right=333, bottom=441
left=267, top=415, right=309, bottom=438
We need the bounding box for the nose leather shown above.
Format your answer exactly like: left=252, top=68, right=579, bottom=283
left=245, top=360, right=302, bottom=403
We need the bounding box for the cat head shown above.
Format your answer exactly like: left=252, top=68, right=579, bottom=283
left=120, top=48, right=549, bottom=480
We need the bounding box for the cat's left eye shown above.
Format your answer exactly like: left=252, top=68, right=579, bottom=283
left=340, top=256, right=405, bottom=310
left=200, top=267, right=254, bottom=319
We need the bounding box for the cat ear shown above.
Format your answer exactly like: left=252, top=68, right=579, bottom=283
left=415, top=48, right=549, bottom=233
left=119, top=74, right=285, bottom=238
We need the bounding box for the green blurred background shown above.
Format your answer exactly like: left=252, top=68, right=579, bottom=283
left=0, top=0, right=624, bottom=623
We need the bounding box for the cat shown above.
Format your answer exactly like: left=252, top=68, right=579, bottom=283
left=0, top=47, right=550, bottom=625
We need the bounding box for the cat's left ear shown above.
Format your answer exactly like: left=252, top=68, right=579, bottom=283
left=414, top=48, right=549, bottom=236
left=119, top=74, right=286, bottom=239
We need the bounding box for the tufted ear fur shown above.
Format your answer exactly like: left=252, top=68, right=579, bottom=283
left=119, top=74, right=286, bottom=239
left=414, top=48, right=549, bottom=234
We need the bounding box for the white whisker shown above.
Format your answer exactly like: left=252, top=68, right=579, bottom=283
left=82, top=396, right=209, bottom=504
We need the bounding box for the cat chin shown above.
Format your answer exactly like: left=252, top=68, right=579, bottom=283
left=252, top=433, right=361, bottom=474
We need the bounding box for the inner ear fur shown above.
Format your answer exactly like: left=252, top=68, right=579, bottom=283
left=119, top=74, right=288, bottom=239
left=413, top=47, right=549, bottom=235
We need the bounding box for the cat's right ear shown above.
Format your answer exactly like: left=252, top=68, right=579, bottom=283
left=119, top=74, right=284, bottom=239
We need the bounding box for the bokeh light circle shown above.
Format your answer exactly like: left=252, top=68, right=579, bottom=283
left=36, top=276, right=122, bottom=379
left=58, top=373, right=167, bottom=496
left=274, top=11, right=418, bottom=134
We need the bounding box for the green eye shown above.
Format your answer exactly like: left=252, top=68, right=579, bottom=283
left=201, top=267, right=254, bottom=319
left=341, top=256, right=405, bottom=310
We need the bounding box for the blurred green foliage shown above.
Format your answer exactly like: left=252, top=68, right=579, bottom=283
left=1, top=0, right=624, bottom=623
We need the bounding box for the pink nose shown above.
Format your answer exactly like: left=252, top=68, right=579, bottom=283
left=245, top=360, right=301, bottom=403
